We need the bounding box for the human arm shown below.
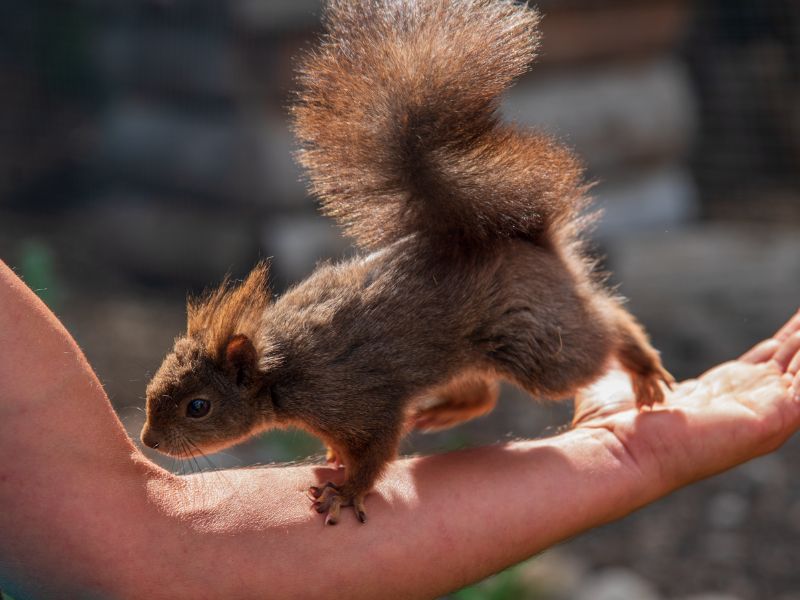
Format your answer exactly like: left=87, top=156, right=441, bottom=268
left=1, top=259, right=799, bottom=599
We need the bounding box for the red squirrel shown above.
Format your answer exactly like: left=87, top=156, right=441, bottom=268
left=141, top=0, right=673, bottom=525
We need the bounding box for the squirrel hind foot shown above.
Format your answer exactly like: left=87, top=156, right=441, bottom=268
left=411, top=395, right=497, bottom=432
left=631, top=370, right=672, bottom=409
left=411, top=373, right=499, bottom=432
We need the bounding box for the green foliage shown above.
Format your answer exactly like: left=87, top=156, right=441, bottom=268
left=18, top=239, right=61, bottom=310
left=260, top=428, right=323, bottom=462
left=438, top=431, right=473, bottom=453
left=453, top=562, right=540, bottom=600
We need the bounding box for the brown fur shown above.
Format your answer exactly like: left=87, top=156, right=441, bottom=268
left=292, top=0, right=590, bottom=251
left=186, top=264, right=272, bottom=362
left=141, top=0, right=672, bottom=525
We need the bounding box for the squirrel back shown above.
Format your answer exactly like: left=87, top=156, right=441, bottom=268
left=292, top=0, right=590, bottom=251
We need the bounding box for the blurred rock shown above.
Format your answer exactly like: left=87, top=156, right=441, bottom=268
left=539, top=1, right=689, bottom=66
left=753, top=539, right=800, bottom=580
left=703, top=532, right=746, bottom=566
left=505, top=59, right=696, bottom=174
left=593, top=165, right=698, bottom=238
left=250, top=115, right=310, bottom=209
left=98, top=102, right=253, bottom=202
left=787, top=501, right=800, bottom=534
left=232, top=0, right=322, bottom=32
left=707, top=492, right=749, bottom=530
left=92, top=0, right=227, bottom=23
left=607, top=225, right=800, bottom=378
left=100, top=108, right=309, bottom=212
left=676, top=594, right=744, bottom=600
left=261, top=214, right=350, bottom=285
left=574, top=568, right=661, bottom=600
left=94, top=28, right=238, bottom=101
left=75, top=197, right=260, bottom=285
left=518, top=549, right=588, bottom=600
left=738, top=454, right=788, bottom=489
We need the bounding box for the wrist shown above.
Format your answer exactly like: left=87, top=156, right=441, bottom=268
left=563, top=422, right=678, bottom=518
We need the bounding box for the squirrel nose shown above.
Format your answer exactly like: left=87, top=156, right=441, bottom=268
left=141, top=427, right=161, bottom=449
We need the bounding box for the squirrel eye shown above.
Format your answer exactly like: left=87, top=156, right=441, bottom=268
left=186, top=399, right=211, bottom=418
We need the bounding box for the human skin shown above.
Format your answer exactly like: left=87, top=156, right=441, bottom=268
left=0, top=258, right=799, bottom=599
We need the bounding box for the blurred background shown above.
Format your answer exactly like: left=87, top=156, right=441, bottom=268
left=1, top=0, right=799, bottom=598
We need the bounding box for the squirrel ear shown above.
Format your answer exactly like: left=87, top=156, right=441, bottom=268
left=224, top=334, right=258, bottom=388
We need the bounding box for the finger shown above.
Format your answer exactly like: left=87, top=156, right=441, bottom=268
left=770, top=332, right=800, bottom=373
left=740, top=338, right=781, bottom=364
left=773, top=308, right=800, bottom=342
left=741, top=308, right=800, bottom=364
left=788, top=348, right=800, bottom=376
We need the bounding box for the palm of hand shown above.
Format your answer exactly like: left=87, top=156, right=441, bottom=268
left=573, top=312, right=800, bottom=490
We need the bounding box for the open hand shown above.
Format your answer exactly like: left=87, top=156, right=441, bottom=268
left=573, top=310, right=800, bottom=491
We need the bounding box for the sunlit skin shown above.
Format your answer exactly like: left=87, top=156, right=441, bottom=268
left=1, top=258, right=799, bottom=599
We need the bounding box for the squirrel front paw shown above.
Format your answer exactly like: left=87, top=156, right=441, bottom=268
left=309, top=482, right=367, bottom=525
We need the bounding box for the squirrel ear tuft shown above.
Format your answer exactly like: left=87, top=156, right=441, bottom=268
left=224, top=334, right=258, bottom=388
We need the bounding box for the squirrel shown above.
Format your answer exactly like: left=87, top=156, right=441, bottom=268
left=141, top=0, right=673, bottom=525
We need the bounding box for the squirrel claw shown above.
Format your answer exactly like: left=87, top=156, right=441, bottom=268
left=310, top=482, right=368, bottom=525
left=313, top=484, right=343, bottom=525
left=661, top=368, right=676, bottom=390
left=354, top=495, right=367, bottom=523
left=322, top=494, right=343, bottom=525
left=309, top=482, right=339, bottom=499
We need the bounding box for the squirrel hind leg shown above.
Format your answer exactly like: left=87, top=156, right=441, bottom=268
left=324, top=446, right=344, bottom=468
left=410, top=373, right=499, bottom=433
left=612, top=306, right=674, bottom=408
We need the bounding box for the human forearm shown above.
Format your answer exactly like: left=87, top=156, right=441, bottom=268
left=0, top=427, right=649, bottom=599
left=333, top=429, right=656, bottom=598
left=0, top=397, right=778, bottom=600
left=146, top=332, right=800, bottom=599
left=0, top=261, right=134, bottom=460
left=130, top=427, right=657, bottom=600
left=0, top=260, right=147, bottom=598
left=3, top=256, right=799, bottom=599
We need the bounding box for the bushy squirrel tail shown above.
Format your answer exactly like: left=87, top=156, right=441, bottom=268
left=292, top=0, right=590, bottom=251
